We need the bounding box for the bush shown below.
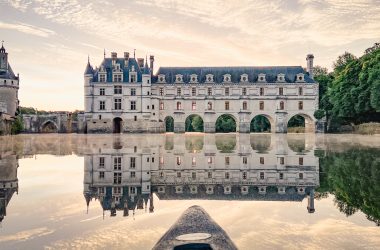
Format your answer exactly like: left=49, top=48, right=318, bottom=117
left=11, top=116, right=24, bottom=134
left=314, top=109, right=325, bottom=120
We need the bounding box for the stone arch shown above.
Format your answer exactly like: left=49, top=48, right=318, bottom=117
left=287, top=113, right=315, bottom=133
left=185, top=114, right=204, bottom=132
left=250, top=114, right=274, bottom=133
left=113, top=117, right=123, bottom=133
left=164, top=116, right=174, bottom=132
left=215, top=114, right=237, bottom=133
left=40, top=120, right=58, bottom=133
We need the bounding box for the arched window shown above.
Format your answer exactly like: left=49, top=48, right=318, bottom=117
left=243, top=101, right=248, bottom=110
left=177, top=102, right=182, bottom=110
left=280, top=101, right=284, bottom=110
left=176, top=156, right=181, bottom=165
left=207, top=102, right=213, bottom=110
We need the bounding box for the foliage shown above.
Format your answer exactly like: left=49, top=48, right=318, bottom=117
left=185, top=115, right=204, bottom=132
left=288, top=115, right=305, bottom=127
left=250, top=115, right=270, bottom=132
left=165, top=117, right=174, bottom=132
left=319, top=148, right=380, bottom=226
left=215, top=135, right=236, bottom=153
left=314, top=109, right=325, bottom=120
left=215, top=115, right=236, bottom=133
left=11, top=116, right=24, bottom=134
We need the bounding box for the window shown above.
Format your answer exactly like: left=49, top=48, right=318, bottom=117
left=147, top=105, right=150, bottom=110
left=177, top=88, right=182, bottom=96
left=243, top=157, right=247, bottom=164
left=225, top=101, right=230, bottom=110
left=130, top=157, right=136, bottom=169
left=192, top=157, right=196, bottom=166
left=113, top=172, right=121, bottom=184
left=134, top=146, right=137, bottom=153
left=260, top=157, right=264, bottom=164
left=113, top=74, right=122, bottom=82
left=280, top=101, right=284, bottom=110
left=176, top=156, right=181, bottom=165
left=152, top=105, right=155, bottom=110
left=176, top=102, right=182, bottom=110
left=114, top=98, right=122, bottom=110
left=192, top=87, right=196, bottom=96
left=243, top=101, right=247, bottom=110
left=114, top=85, right=122, bottom=94
left=192, top=101, right=196, bottom=111
left=208, top=171, right=212, bottom=178
left=130, top=74, right=136, bottom=83
left=243, top=172, right=247, bottom=179
left=225, top=172, right=230, bottom=179
left=130, top=101, right=136, bottom=110
left=299, top=157, right=304, bottom=165
left=160, top=156, right=164, bottom=165
left=160, top=102, right=164, bottom=110
left=130, top=187, right=136, bottom=194
left=279, top=87, right=283, bottom=96
left=147, top=158, right=150, bottom=162
left=130, top=171, right=136, bottom=178
left=159, top=88, right=164, bottom=96
left=99, top=88, right=105, bottom=96
left=299, top=173, right=304, bottom=179
left=299, top=87, right=303, bottom=95
left=99, top=157, right=105, bottom=167
left=260, top=87, right=264, bottom=96
left=225, top=87, right=230, bottom=96
left=192, top=172, right=196, bottom=179
left=207, top=87, right=212, bottom=96
left=280, top=157, right=284, bottom=165
left=99, top=74, right=106, bottom=82
left=114, top=157, right=121, bottom=170
left=177, top=172, right=181, bottom=178
left=259, top=101, right=264, bottom=110
left=225, top=156, right=230, bottom=165
left=260, top=172, right=264, bottom=180
left=242, top=87, right=247, bottom=96
left=279, top=173, right=284, bottom=179
left=207, top=102, right=213, bottom=110
left=98, top=115, right=102, bottom=120
left=298, top=101, right=303, bottom=110
left=99, top=101, right=105, bottom=110
left=131, top=88, right=136, bottom=96
left=152, top=157, right=154, bottom=163
left=99, top=171, right=105, bottom=179
left=134, top=116, right=137, bottom=121
left=207, top=157, right=213, bottom=164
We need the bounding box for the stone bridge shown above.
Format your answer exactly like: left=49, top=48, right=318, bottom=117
left=22, top=113, right=74, bottom=133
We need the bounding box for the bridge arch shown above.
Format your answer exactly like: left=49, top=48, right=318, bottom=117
left=40, top=120, right=58, bottom=133
left=287, top=113, right=315, bottom=133
left=164, top=116, right=174, bottom=132
left=185, top=114, right=204, bottom=132
left=215, top=114, right=237, bottom=133
left=250, top=114, right=274, bottom=133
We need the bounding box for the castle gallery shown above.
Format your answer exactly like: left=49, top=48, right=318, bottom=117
left=84, top=52, right=318, bottom=133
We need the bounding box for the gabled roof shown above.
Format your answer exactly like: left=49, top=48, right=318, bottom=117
left=153, top=66, right=314, bottom=84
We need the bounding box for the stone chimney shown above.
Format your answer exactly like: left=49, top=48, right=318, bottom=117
left=111, top=52, right=117, bottom=65
left=124, top=52, right=129, bottom=67
left=306, top=54, right=314, bottom=79
left=149, top=55, right=154, bottom=74
left=137, top=58, right=144, bottom=68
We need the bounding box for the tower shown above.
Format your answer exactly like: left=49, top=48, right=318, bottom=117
left=306, top=54, right=314, bottom=79
left=84, top=57, right=94, bottom=114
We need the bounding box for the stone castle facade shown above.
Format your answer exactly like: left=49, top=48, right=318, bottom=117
left=83, top=52, right=318, bottom=134
left=0, top=43, right=20, bottom=135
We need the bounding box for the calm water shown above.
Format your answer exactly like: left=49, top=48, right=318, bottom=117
left=0, top=134, right=379, bottom=250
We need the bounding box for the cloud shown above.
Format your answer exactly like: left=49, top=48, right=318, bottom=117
left=0, top=21, right=55, bottom=37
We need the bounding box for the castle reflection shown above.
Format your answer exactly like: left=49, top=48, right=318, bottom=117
left=83, top=134, right=319, bottom=217
left=0, top=150, right=18, bottom=223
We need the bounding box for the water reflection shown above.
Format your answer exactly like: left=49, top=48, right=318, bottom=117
left=83, top=134, right=319, bottom=218
left=0, top=150, right=18, bottom=223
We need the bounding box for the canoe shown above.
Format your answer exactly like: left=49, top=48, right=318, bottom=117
left=152, top=205, right=237, bottom=250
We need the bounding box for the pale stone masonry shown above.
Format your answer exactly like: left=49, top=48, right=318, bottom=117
left=84, top=52, right=318, bottom=133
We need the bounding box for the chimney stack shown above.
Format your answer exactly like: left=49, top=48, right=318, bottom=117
left=306, top=54, right=314, bottom=79
left=124, top=52, right=129, bottom=61
left=137, top=58, right=144, bottom=68
left=111, top=52, right=117, bottom=65
left=307, top=189, right=315, bottom=213
left=149, top=55, right=154, bottom=74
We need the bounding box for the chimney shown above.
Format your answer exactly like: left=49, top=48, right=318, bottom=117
left=124, top=52, right=129, bottom=67
left=111, top=52, right=117, bottom=65
left=306, top=54, right=314, bottom=79
left=307, top=189, right=315, bottom=213
left=137, top=58, right=144, bottom=68
left=149, top=55, right=154, bottom=74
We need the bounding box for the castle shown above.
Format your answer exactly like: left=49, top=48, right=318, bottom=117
left=0, top=42, right=20, bottom=135
left=84, top=52, right=319, bottom=133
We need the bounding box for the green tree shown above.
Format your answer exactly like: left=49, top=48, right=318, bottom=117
left=250, top=115, right=270, bottom=132
left=11, top=116, right=24, bottom=134
left=165, top=117, right=174, bottom=132
left=216, top=115, right=236, bottom=133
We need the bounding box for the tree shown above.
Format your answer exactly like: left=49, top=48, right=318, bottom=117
left=250, top=115, right=270, bottom=132
left=11, top=116, right=24, bottom=134
left=165, top=117, right=174, bottom=132
left=216, top=115, right=236, bottom=133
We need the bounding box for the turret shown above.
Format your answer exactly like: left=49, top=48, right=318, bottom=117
left=306, top=54, right=314, bottom=79
left=0, top=42, right=8, bottom=72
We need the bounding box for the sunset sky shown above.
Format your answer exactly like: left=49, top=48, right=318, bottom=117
left=1, top=0, right=379, bottom=111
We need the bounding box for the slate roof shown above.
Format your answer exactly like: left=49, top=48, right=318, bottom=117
left=0, top=65, right=18, bottom=80
left=153, top=66, right=315, bottom=84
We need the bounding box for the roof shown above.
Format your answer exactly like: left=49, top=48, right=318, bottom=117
left=153, top=66, right=315, bottom=84
left=0, top=65, right=18, bottom=80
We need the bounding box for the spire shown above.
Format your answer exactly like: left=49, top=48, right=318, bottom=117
left=0, top=40, right=5, bottom=53
left=143, top=55, right=150, bottom=75
left=103, top=49, right=106, bottom=59
left=133, top=49, right=136, bottom=58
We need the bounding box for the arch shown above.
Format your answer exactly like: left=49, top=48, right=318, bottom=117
left=113, top=117, right=123, bottom=133
left=40, top=120, right=58, bottom=133
left=164, top=116, right=174, bottom=132
left=250, top=134, right=272, bottom=152
left=215, top=114, right=236, bottom=133
left=185, top=114, right=204, bottom=132
left=250, top=114, right=273, bottom=133
left=287, top=114, right=315, bottom=133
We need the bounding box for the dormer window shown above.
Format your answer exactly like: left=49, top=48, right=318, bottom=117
left=175, top=74, right=183, bottom=83
left=190, top=74, right=198, bottom=83
left=113, top=64, right=121, bottom=72
left=158, top=74, right=165, bottom=83
left=113, top=74, right=122, bottom=82
left=206, top=74, right=214, bottom=83
left=258, top=73, right=266, bottom=82
left=99, top=66, right=106, bottom=72
left=223, top=74, right=231, bottom=82
left=240, top=74, right=248, bottom=82
left=296, top=73, right=305, bottom=82
left=99, top=74, right=106, bottom=82
left=277, top=73, right=285, bottom=82
left=130, top=72, right=137, bottom=83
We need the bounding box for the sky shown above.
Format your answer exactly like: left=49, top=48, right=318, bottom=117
left=0, top=0, right=379, bottom=111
